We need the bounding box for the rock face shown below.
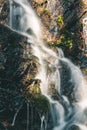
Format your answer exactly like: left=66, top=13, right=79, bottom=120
left=0, top=24, right=50, bottom=130
left=0, top=0, right=86, bottom=62
left=0, top=1, right=51, bottom=129
left=0, top=0, right=9, bottom=24
left=31, top=0, right=87, bottom=64
left=0, top=0, right=87, bottom=130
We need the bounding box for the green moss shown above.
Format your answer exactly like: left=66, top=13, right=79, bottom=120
left=31, top=84, right=41, bottom=95
left=34, top=94, right=50, bottom=113
left=46, top=29, right=73, bottom=51
left=56, top=39, right=62, bottom=45
left=55, top=29, right=73, bottom=49
left=57, top=15, right=63, bottom=24
left=23, top=78, right=50, bottom=113
left=25, top=91, right=50, bottom=113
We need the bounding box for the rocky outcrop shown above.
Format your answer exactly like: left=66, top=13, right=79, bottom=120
left=0, top=0, right=9, bottom=24
left=0, top=24, right=50, bottom=130
left=31, top=0, right=87, bottom=64
left=0, top=0, right=86, bottom=62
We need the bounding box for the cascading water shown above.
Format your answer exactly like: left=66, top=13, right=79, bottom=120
left=9, top=0, right=87, bottom=130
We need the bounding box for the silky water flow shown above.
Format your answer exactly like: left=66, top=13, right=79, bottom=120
left=9, top=0, right=87, bottom=130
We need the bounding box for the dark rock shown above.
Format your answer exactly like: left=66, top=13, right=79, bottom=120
left=66, top=124, right=80, bottom=130
left=0, top=23, right=50, bottom=130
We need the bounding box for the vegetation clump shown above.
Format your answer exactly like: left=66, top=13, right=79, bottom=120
left=23, top=78, right=50, bottom=113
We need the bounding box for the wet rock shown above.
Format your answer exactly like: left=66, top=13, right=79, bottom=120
left=67, top=125, right=80, bottom=130
left=0, top=23, right=50, bottom=130
left=31, top=0, right=85, bottom=63
left=0, top=0, right=9, bottom=24
left=59, top=60, right=74, bottom=101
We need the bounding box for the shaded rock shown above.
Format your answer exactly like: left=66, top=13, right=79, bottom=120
left=59, top=59, right=75, bottom=102
left=0, top=23, right=50, bottom=130
left=66, top=124, right=80, bottom=130
left=0, top=0, right=9, bottom=24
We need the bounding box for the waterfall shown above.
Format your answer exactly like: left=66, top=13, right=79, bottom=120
left=40, top=115, right=45, bottom=130
left=9, top=0, right=13, bottom=27
left=26, top=102, right=29, bottom=130
left=9, top=0, right=87, bottom=130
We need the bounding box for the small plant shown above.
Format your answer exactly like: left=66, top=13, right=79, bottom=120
left=57, top=15, right=63, bottom=24
left=41, top=9, right=51, bottom=16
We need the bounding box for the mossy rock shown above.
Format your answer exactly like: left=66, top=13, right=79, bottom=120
left=29, top=84, right=41, bottom=95
left=33, top=94, right=50, bottom=113
left=24, top=82, right=50, bottom=113
left=23, top=78, right=49, bottom=113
